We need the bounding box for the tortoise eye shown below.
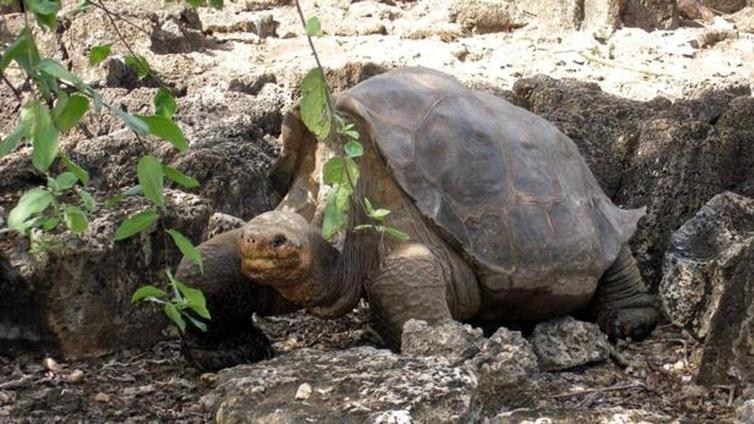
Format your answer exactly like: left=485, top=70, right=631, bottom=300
left=272, top=234, right=287, bottom=247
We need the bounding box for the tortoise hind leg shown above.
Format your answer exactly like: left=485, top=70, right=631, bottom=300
left=176, top=228, right=296, bottom=371
left=365, top=243, right=453, bottom=349
left=590, top=246, right=659, bottom=341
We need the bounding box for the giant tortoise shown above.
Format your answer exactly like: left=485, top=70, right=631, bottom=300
left=176, top=67, right=659, bottom=371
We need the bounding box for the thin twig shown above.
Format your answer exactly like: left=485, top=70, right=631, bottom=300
left=579, top=52, right=673, bottom=78
left=0, top=375, right=32, bottom=390
left=94, top=0, right=143, bottom=61
left=293, top=0, right=335, bottom=112
left=1, top=72, right=23, bottom=103
left=552, top=382, right=646, bottom=399
left=89, top=1, right=153, bottom=37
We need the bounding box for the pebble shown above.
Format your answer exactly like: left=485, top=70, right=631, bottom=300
left=68, top=369, right=85, bottom=384
left=94, top=392, right=111, bottom=403
left=43, top=357, right=61, bottom=373
left=295, top=383, right=312, bottom=400
left=200, top=373, right=218, bottom=385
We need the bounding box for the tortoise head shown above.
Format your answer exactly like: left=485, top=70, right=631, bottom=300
left=239, top=210, right=337, bottom=307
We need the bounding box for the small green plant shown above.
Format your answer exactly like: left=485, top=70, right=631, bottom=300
left=131, top=270, right=210, bottom=333
left=293, top=4, right=408, bottom=242
left=1, top=0, right=217, bottom=334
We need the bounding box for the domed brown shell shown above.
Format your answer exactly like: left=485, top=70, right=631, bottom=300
left=335, top=67, right=643, bottom=300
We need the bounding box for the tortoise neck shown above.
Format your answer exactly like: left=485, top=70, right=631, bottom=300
left=307, top=229, right=379, bottom=319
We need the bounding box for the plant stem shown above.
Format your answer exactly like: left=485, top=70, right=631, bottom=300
left=293, top=0, right=335, bottom=114
left=1, top=72, right=23, bottom=104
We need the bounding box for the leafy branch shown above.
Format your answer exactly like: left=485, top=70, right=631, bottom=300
left=292, top=0, right=408, bottom=242
left=0, top=0, right=216, bottom=334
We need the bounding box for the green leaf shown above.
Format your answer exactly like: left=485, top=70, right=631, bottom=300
left=321, top=184, right=352, bottom=240
left=104, top=185, right=141, bottom=207
left=137, top=155, right=165, bottom=208
left=131, top=285, right=168, bottom=303
left=300, top=68, right=331, bottom=140
left=60, top=153, right=90, bottom=185
left=27, top=0, right=61, bottom=15
left=8, top=188, right=54, bottom=231
left=53, top=94, right=89, bottom=131
left=34, top=12, right=57, bottom=30
left=26, top=100, right=60, bottom=172
left=323, top=156, right=359, bottom=186
left=209, top=0, right=223, bottom=8
left=383, top=226, right=410, bottom=241
left=166, top=229, right=203, bottom=274
left=183, top=313, right=208, bottom=332
left=1, top=30, right=41, bottom=75
left=36, top=59, right=84, bottom=87
left=162, top=164, right=199, bottom=188
left=124, top=54, right=151, bottom=80
left=55, top=172, right=79, bottom=190
left=172, top=279, right=210, bottom=319
left=164, top=303, right=186, bottom=333
left=154, top=88, right=176, bottom=119
left=46, top=176, right=59, bottom=192
left=0, top=122, right=28, bottom=159
left=63, top=205, right=88, bottom=234
left=89, top=44, right=112, bottom=67
left=305, top=16, right=322, bottom=37
left=78, top=190, right=96, bottom=212
left=369, top=208, right=390, bottom=220
left=114, top=209, right=158, bottom=241
left=118, top=110, right=150, bottom=136
left=137, top=115, right=188, bottom=152
left=41, top=216, right=60, bottom=231
left=344, top=140, right=363, bottom=158
left=185, top=0, right=203, bottom=6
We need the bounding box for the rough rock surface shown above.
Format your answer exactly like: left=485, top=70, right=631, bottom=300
left=210, top=347, right=480, bottom=423
left=660, top=192, right=754, bottom=386
left=206, top=213, right=246, bottom=239
left=529, top=317, right=611, bottom=371
left=401, top=319, right=485, bottom=363
left=738, top=399, right=754, bottom=424
left=0, top=191, right=210, bottom=358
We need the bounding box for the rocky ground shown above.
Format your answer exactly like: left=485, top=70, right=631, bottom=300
left=2, top=0, right=754, bottom=422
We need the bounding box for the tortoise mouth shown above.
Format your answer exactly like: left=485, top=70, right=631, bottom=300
left=239, top=236, right=309, bottom=286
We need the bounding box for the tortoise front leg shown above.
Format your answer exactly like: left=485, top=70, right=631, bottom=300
left=590, top=245, right=659, bottom=341
left=175, top=228, right=297, bottom=371
left=365, top=243, right=453, bottom=349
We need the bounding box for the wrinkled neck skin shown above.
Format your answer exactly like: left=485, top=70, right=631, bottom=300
left=306, top=225, right=380, bottom=319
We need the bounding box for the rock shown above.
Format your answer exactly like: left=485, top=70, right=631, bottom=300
left=519, top=0, right=583, bottom=31
left=294, top=383, right=312, bottom=400
left=490, top=407, right=673, bottom=423
left=448, top=0, right=527, bottom=34
left=471, top=327, right=541, bottom=413
left=244, top=0, right=291, bottom=11
left=529, top=316, right=610, bottom=371
left=697, top=27, right=739, bottom=48
left=200, top=372, right=218, bottom=386
left=207, top=213, right=246, bottom=239
left=401, top=319, right=484, bottom=363
left=582, top=0, right=625, bottom=33
left=211, top=347, right=480, bottom=423
left=0, top=191, right=211, bottom=359
left=622, top=0, right=679, bottom=31
left=93, top=392, right=110, bottom=403
left=730, top=7, right=754, bottom=33
left=659, top=192, right=754, bottom=386
left=702, top=0, right=747, bottom=13
left=67, top=369, right=85, bottom=384
left=738, top=400, right=754, bottom=424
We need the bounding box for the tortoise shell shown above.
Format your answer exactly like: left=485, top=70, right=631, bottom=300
left=335, top=67, right=643, bottom=296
